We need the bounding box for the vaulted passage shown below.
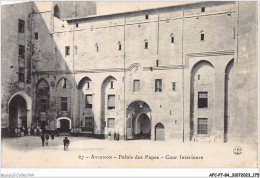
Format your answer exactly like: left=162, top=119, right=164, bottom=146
left=126, top=101, right=151, bottom=140
left=9, top=95, right=27, bottom=128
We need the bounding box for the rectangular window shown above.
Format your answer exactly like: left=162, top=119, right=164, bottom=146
left=65, top=46, right=70, bottom=56
left=133, top=80, right=140, bottom=92
left=19, top=45, right=25, bottom=58
left=40, top=98, right=47, bottom=112
left=155, top=79, right=162, bottom=92
left=145, top=41, right=148, bottom=49
left=86, top=82, right=90, bottom=89
left=156, top=60, right=159, bottom=67
left=85, top=117, right=93, bottom=128
left=76, top=23, right=79, bottom=28
left=85, top=94, right=92, bottom=109
left=107, top=118, right=115, bottom=128
left=201, top=7, right=205, bottom=12
left=61, top=97, right=68, bottom=111
left=18, top=67, right=25, bottom=82
left=110, top=81, right=114, bottom=89
left=198, top=92, right=208, bottom=108
left=198, top=118, right=208, bottom=135
left=201, top=33, right=205, bottom=41
left=145, top=14, right=149, bottom=19
left=107, top=95, right=115, bottom=110
left=172, top=82, right=176, bottom=91
left=34, top=32, right=38, bottom=40
left=18, top=19, right=25, bottom=33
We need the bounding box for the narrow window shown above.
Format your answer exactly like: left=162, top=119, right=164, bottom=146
left=34, top=32, right=38, bottom=40
left=85, top=94, right=93, bottom=109
left=86, top=81, right=90, bottom=89
left=201, top=7, right=205, bottom=12
left=198, top=118, right=208, bottom=135
left=76, top=23, right=79, bottom=28
left=171, top=36, right=174, bottom=43
left=19, top=45, right=25, bottom=58
left=200, top=33, right=205, bottom=41
left=198, top=74, right=200, bottom=80
left=198, top=92, right=208, bottom=108
left=145, top=40, right=148, bottom=49
left=18, top=19, right=25, bottom=33
left=65, top=46, right=70, bottom=56
left=107, top=118, right=115, bottom=128
left=155, top=79, right=162, bottom=92
left=40, top=98, right=47, bottom=112
left=107, top=95, right=115, bottom=110
left=81, top=120, right=83, bottom=127
left=61, top=97, right=68, bottom=111
left=145, top=14, right=149, bottom=19
left=62, top=78, right=67, bottom=88
left=156, top=60, right=159, bottom=67
left=85, top=117, right=93, bottom=128
left=118, top=42, right=122, bottom=51
left=54, top=5, right=60, bottom=18
left=172, top=82, right=176, bottom=91
left=18, top=67, right=25, bottom=82
left=133, top=80, right=140, bottom=92
left=110, top=81, right=114, bottom=89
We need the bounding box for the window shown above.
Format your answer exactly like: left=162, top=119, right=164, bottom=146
left=171, top=36, right=174, bottom=43
left=18, top=19, right=25, bottom=33
left=156, top=60, right=159, bottom=67
left=85, top=94, right=93, bottom=109
left=198, top=74, right=200, bottom=80
left=201, top=7, right=205, bottom=12
left=19, top=45, right=25, bottom=58
left=86, top=82, right=90, bottom=89
left=200, top=33, right=205, bottom=41
left=62, top=78, right=67, bottom=88
left=96, top=44, right=99, bottom=53
left=172, top=82, right=176, bottom=91
left=107, top=118, right=115, bottom=128
left=110, top=81, right=114, bottom=89
left=118, top=42, right=122, bottom=51
left=54, top=5, right=60, bottom=18
left=34, top=32, right=38, bottom=40
left=133, top=80, right=140, bottom=92
left=145, top=14, right=149, bottom=19
left=198, top=92, right=208, bottom=108
left=85, top=117, right=93, bottom=128
left=107, top=95, right=115, bottom=110
left=198, top=118, right=208, bottom=135
left=155, top=79, right=162, bottom=92
left=76, top=23, right=79, bottom=28
left=145, top=40, right=148, bottom=49
left=65, top=46, right=70, bottom=56
left=18, top=67, right=25, bottom=82
left=61, top=97, right=68, bottom=111
left=40, top=98, right=47, bottom=112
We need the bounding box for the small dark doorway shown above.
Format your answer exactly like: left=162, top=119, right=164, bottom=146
left=155, top=123, right=165, bottom=141
left=60, top=119, right=70, bottom=132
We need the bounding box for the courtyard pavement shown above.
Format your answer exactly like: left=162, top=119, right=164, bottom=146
left=1, top=136, right=257, bottom=168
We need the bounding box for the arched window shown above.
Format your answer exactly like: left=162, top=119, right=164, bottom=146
left=95, top=43, right=99, bottom=53
left=170, top=34, right=175, bottom=44
left=54, top=5, right=60, bottom=18
left=144, top=39, right=148, bottom=49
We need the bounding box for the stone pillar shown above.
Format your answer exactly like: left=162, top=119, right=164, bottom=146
left=214, top=72, right=225, bottom=142
left=93, top=84, right=102, bottom=136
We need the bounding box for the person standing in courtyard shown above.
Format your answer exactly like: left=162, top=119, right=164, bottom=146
left=41, top=133, right=45, bottom=146
left=27, top=127, right=31, bottom=136
left=51, top=133, right=55, bottom=146
left=116, top=131, right=120, bottom=141
left=114, top=131, right=116, bottom=141
left=63, top=137, right=70, bottom=151
left=45, top=133, right=49, bottom=146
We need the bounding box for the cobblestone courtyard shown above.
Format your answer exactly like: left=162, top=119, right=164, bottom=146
left=1, top=136, right=257, bottom=168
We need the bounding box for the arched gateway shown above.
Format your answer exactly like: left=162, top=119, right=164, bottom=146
left=126, top=101, right=151, bottom=140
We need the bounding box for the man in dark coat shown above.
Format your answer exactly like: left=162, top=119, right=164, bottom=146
left=41, top=133, right=45, bottom=146
left=113, top=131, right=116, bottom=141
left=63, top=137, right=70, bottom=151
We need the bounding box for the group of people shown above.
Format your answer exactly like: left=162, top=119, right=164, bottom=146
left=108, top=131, right=120, bottom=141
left=40, top=133, right=55, bottom=146
left=40, top=133, right=70, bottom=151
left=14, top=126, right=29, bottom=137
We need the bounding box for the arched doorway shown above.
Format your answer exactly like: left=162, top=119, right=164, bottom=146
left=126, top=100, right=151, bottom=140
left=57, top=117, right=71, bottom=133
left=155, top=123, right=165, bottom=141
left=8, top=92, right=32, bottom=129
left=136, top=113, right=151, bottom=139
